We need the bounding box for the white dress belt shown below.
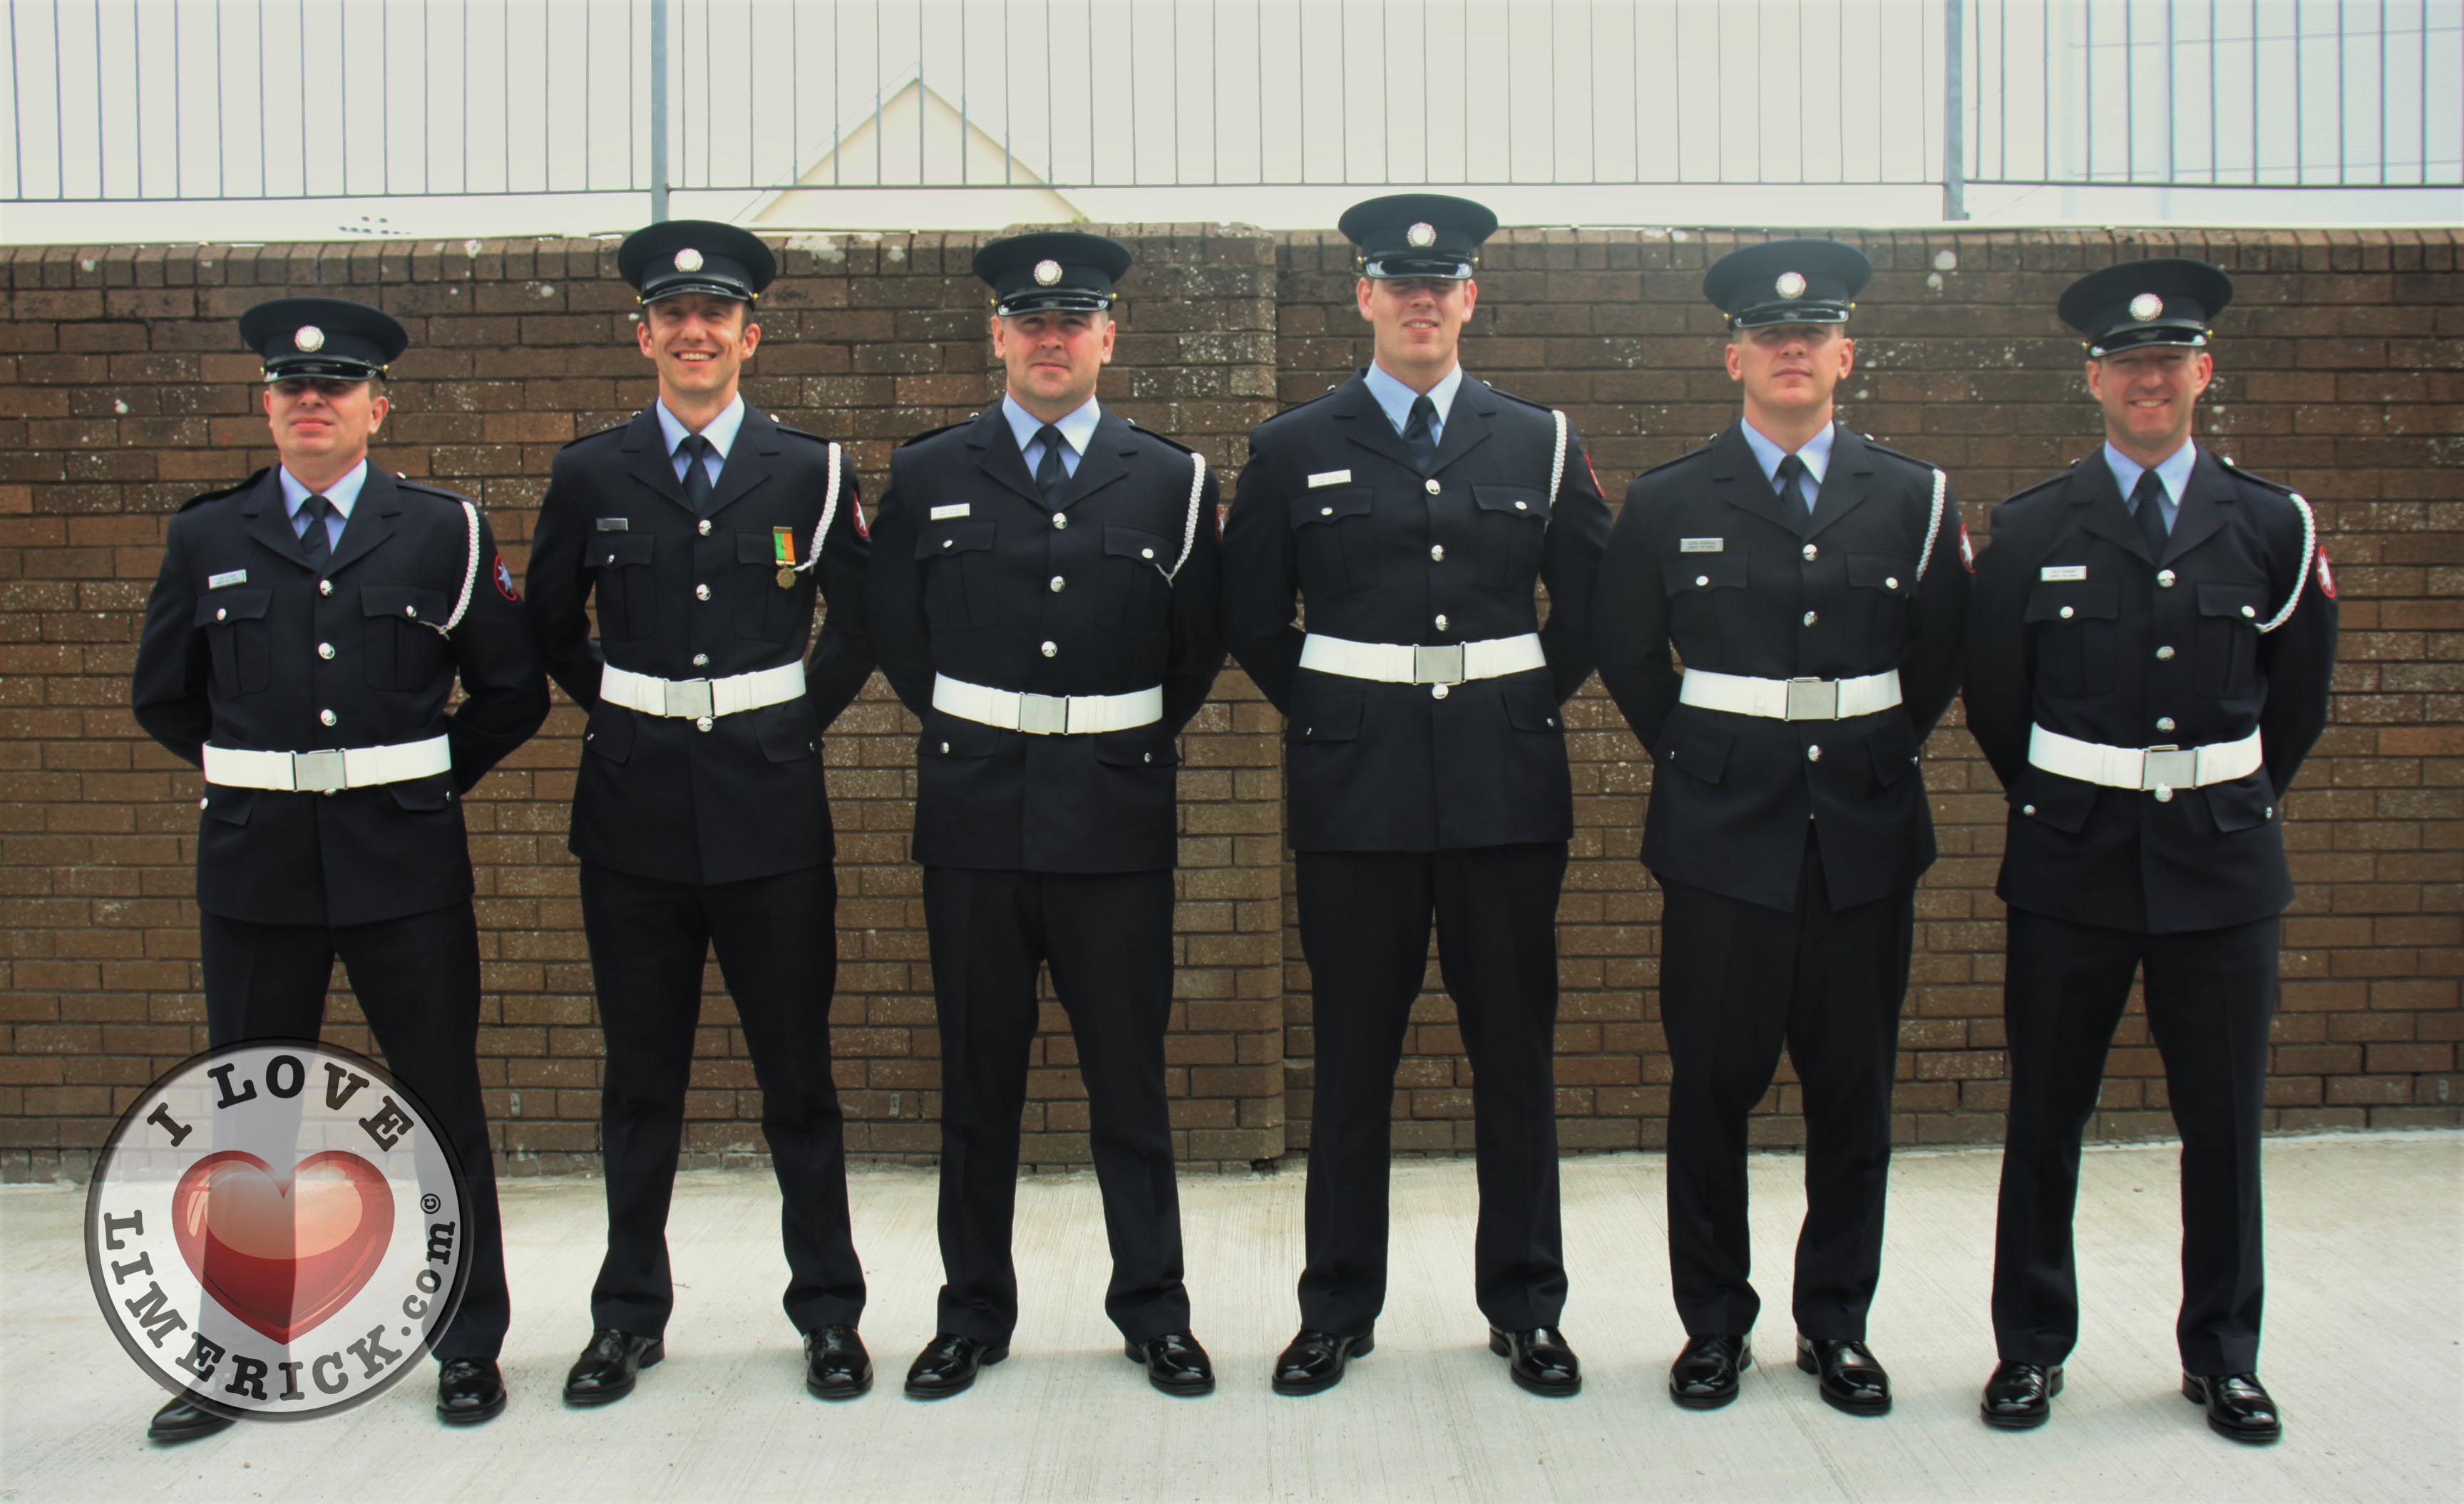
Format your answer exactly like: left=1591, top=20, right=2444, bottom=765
left=1678, top=668, right=1904, bottom=721
left=2028, top=724, right=2264, bottom=794
left=202, top=736, right=452, bottom=793
left=1298, top=632, right=1546, bottom=686
left=601, top=661, right=805, bottom=721
left=932, top=674, right=1164, bottom=736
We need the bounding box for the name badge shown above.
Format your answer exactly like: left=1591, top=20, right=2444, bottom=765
left=930, top=503, right=971, bottom=520
left=1307, top=470, right=1352, bottom=488
left=594, top=517, right=630, bottom=532
left=1680, top=537, right=1724, bottom=553
left=2040, top=565, right=2088, bottom=582
left=207, top=569, right=249, bottom=589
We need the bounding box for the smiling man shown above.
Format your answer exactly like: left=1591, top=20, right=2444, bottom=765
left=526, top=220, right=877, bottom=1406
left=1594, top=239, right=1967, bottom=1416
left=867, top=231, right=1223, bottom=1401
left=1963, top=259, right=2336, bottom=1442
left=1221, top=195, right=1611, bottom=1399
left=130, top=297, right=546, bottom=1438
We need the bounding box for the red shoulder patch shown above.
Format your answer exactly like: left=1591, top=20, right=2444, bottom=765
left=2315, top=544, right=2335, bottom=599
left=1585, top=454, right=1603, bottom=496
left=492, top=552, right=520, bottom=602
left=1958, top=522, right=1976, bottom=573
left=850, top=494, right=869, bottom=539
left=1216, top=502, right=1227, bottom=541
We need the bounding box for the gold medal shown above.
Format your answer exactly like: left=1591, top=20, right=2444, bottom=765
left=776, top=566, right=796, bottom=589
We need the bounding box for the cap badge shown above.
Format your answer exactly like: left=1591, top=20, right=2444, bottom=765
left=292, top=326, right=325, bottom=353
left=1775, top=271, right=1808, bottom=299
left=1406, top=222, right=1438, bottom=248
left=2129, top=292, right=2164, bottom=321
left=673, top=247, right=704, bottom=273
left=1032, top=259, right=1064, bottom=287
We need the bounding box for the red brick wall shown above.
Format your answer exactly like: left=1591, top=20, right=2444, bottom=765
left=1, top=226, right=2455, bottom=1181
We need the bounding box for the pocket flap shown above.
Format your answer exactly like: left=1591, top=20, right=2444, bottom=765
left=1868, top=716, right=1921, bottom=786
left=1661, top=716, right=1734, bottom=783
left=2204, top=773, right=2275, bottom=833
left=1094, top=731, right=1179, bottom=768
left=1291, top=485, right=1372, bottom=528
left=1664, top=554, right=1750, bottom=593
left=592, top=533, right=655, bottom=569
left=919, top=716, right=1009, bottom=758
left=2024, top=580, right=2118, bottom=622
left=195, top=587, right=271, bottom=626
left=1501, top=678, right=1564, bottom=733
left=754, top=700, right=820, bottom=763
left=2011, top=766, right=2098, bottom=833
left=1472, top=484, right=1549, bottom=520
left=917, top=517, right=998, bottom=559
left=204, top=787, right=255, bottom=825
left=1846, top=552, right=1917, bottom=595
left=1104, top=523, right=1172, bottom=566
left=2197, top=581, right=2268, bottom=623
left=359, top=584, right=452, bottom=623
left=1287, top=681, right=1365, bottom=743
left=384, top=773, right=453, bottom=811
left=582, top=702, right=637, bottom=764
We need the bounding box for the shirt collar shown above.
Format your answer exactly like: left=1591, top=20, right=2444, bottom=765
left=654, top=393, right=748, bottom=459
left=1362, top=360, right=1465, bottom=436
left=278, top=458, right=370, bottom=518
left=2102, top=438, right=2198, bottom=508
left=1000, top=391, right=1102, bottom=458
left=1739, top=418, right=1836, bottom=489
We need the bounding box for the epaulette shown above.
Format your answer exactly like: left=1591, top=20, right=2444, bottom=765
left=2214, top=454, right=2299, bottom=498
left=1125, top=422, right=1198, bottom=458
left=559, top=419, right=630, bottom=451
left=898, top=419, right=971, bottom=449
left=395, top=476, right=476, bottom=505
left=1481, top=379, right=1557, bottom=416
left=1254, top=382, right=1346, bottom=433
left=1853, top=434, right=1941, bottom=475
left=771, top=421, right=838, bottom=448
left=176, top=468, right=272, bottom=513
left=1633, top=439, right=1719, bottom=483
left=1996, top=471, right=2070, bottom=506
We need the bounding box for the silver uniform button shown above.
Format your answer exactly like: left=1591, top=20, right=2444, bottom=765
left=1807, top=745, right=1822, bottom=762
left=1434, top=614, right=1449, bottom=631
left=2157, top=569, right=2177, bottom=587
left=1143, top=753, right=1153, bottom=763
left=2059, top=605, right=2075, bottom=619
left=1802, top=611, right=1818, bottom=627
left=2241, top=604, right=2257, bottom=619
left=695, top=716, right=713, bottom=733
left=940, top=742, right=950, bottom=753
left=1050, top=576, right=1066, bottom=593
left=215, top=607, right=227, bottom=621
left=317, top=580, right=333, bottom=596
left=697, top=519, right=712, bottom=536
left=1695, top=575, right=1710, bottom=587
left=2021, top=804, right=2037, bottom=816
left=1430, top=545, right=1444, bottom=562
left=1052, top=514, right=1069, bottom=530
left=696, top=583, right=712, bottom=602
left=1802, top=544, right=1817, bottom=562
left=2156, top=644, right=2175, bottom=660
left=692, top=653, right=709, bottom=667
left=1141, top=547, right=1155, bottom=560
left=1040, top=641, right=1057, bottom=657
left=1514, top=500, right=1528, bottom=511
left=1430, top=683, right=1449, bottom=700
left=319, top=709, right=337, bottom=727
left=198, top=796, right=208, bottom=810
left=406, top=604, right=417, bottom=619
left=1423, top=478, right=1440, bottom=495
left=1884, top=577, right=1899, bottom=590
left=317, top=642, right=334, bottom=660
left=2155, top=786, right=2175, bottom=803
left=2157, top=716, right=2176, bottom=732
left=1320, top=506, right=1334, bottom=517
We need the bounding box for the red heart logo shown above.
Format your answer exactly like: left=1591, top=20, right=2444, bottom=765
left=171, top=1150, right=395, bottom=1344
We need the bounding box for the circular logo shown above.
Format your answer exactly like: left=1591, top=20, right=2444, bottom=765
left=292, top=326, right=325, bottom=353
left=2130, top=292, right=2165, bottom=321
left=1406, top=221, right=1438, bottom=248
left=1032, top=259, right=1064, bottom=287
left=85, top=1041, right=471, bottom=1425
left=1775, top=271, right=1809, bottom=299
left=674, top=247, right=705, bottom=273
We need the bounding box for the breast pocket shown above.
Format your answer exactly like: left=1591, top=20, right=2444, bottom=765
left=1290, top=485, right=1372, bottom=598
left=917, top=518, right=1000, bottom=630
left=195, top=587, right=272, bottom=697
left=1472, top=485, right=1550, bottom=588
left=735, top=530, right=811, bottom=642
left=1100, top=523, right=1171, bottom=633
left=2023, top=580, right=2120, bottom=698
left=359, top=584, right=453, bottom=691
left=1663, top=553, right=1750, bottom=662
left=2194, top=581, right=2267, bottom=699
left=1845, top=552, right=1917, bottom=664
left=589, top=533, right=657, bottom=642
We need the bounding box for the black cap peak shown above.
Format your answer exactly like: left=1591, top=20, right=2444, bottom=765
left=617, top=220, right=776, bottom=305
left=238, top=297, right=409, bottom=381
left=972, top=231, right=1134, bottom=316
left=2059, top=257, right=2234, bottom=356
left=1338, top=194, right=1498, bottom=280
left=1703, top=239, right=1872, bottom=329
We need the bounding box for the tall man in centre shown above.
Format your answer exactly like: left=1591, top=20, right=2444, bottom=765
left=868, top=232, right=1225, bottom=1401
left=1221, top=195, right=1611, bottom=1398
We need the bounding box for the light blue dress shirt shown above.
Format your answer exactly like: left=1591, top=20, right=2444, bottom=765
left=1739, top=419, right=1837, bottom=514
left=654, top=394, right=746, bottom=487
left=1363, top=360, right=1465, bottom=444
left=2101, top=438, right=2196, bottom=535
left=1002, top=391, right=1102, bottom=480
left=278, top=458, right=369, bottom=550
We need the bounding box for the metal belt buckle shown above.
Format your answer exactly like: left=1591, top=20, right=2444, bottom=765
left=1016, top=693, right=1070, bottom=736
left=1784, top=677, right=1839, bottom=721
left=290, top=749, right=347, bottom=793
left=662, top=679, right=714, bottom=719
left=2140, top=746, right=2197, bottom=790
left=1413, top=644, right=1466, bottom=685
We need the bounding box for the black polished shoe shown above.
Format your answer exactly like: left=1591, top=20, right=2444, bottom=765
left=1125, top=1331, right=1216, bottom=1396
left=1669, top=1334, right=1752, bottom=1410
left=1980, top=1361, right=2063, bottom=1430
left=903, top=1333, right=1007, bottom=1400
left=1796, top=1335, right=1891, bottom=1416
left=1270, top=1328, right=1374, bottom=1396
left=562, top=1327, right=664, bottom=1406
left=1489, top=1327, right=1583, bottom=1397
left=804, top=1324, right=872, bottom=1400
left=2183, top=1371, right=2281, bottom=1443
left=146, top=1394, right=235, bottom=1444
left=436, top=1359, right=507, bottom=1425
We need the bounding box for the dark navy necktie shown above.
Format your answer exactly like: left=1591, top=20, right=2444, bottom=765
left=297, top=494, right=332, bottom=562
left=1035, top=424, right=1067, bottom=504
left=1775, top=453, right=1814, bottom=531
left=2130, top=469, right=2171, bottom=558
left=677, top=433, right=715, bottom=513
left=1403, top=394, right=1439, bottom=473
